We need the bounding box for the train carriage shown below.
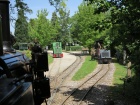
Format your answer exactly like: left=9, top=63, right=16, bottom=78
left=52, top=42, right=63, bottom=58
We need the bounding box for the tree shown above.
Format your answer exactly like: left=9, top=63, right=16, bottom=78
left=14, top=0, right=32, bottom=43
left=49, top=0, right=71, bottom=49
left=51, top=12, right=61, bottom=41
left=28, top=9, right=53, bottom=47
left=89, top=0, right=140, bottom=103
left=58, top=1, right=70, bottom=43
left=70, top=3, right=108, bottom=53
left=110, top=0, right=140, bottom=65
left=49, top=0, right=63, bottom=12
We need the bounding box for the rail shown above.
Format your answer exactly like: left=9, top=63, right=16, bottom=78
left=56, top=64, right=111, bottom=105
left=47, top=53, right=83, bottom=105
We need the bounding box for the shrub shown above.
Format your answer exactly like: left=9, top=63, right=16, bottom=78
left=65, top=46, right=82, bottom=51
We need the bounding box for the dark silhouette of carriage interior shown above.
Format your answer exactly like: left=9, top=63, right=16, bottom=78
left=0, top=0, right=50, bottom=105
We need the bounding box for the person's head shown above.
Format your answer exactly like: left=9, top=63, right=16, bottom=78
left=34, top=38, right=38, bottom=43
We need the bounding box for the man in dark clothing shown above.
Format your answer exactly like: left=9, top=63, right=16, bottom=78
left=31, top=38, right=42, bottom=61
left=31, top=38, right=44, bottom=78
left=95, top=42, right=101, bottom=58
left=31, top=38, right=42, bottom=53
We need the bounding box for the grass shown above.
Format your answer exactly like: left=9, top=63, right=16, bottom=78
left=48, top=54, right=53, bottom=64
left=17, top=50, right=31, bottom=59
left=113, top=60, right=127, bottom=85
left=110, top=59, right=140, bottom=104
left=109, top=58, right=127, bottom=100
left=72, top=55, right=98, bottom=81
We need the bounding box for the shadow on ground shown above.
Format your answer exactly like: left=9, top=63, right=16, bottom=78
left=60, top=83, right=138, bottom=105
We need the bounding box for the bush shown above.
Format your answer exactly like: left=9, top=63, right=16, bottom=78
left=13, top=43, right=19, bottom=50
left=65, top=46, right=82, bottom=51
left=17, top=50, right=53, bottom=64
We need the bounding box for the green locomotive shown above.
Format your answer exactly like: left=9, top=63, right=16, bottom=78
left=52, top=42, right=63, bottom=58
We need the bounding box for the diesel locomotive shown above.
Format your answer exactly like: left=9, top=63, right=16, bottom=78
left=94, top=40, right=112, bottom=64
left=52, top=42, right=63, bottom=58
left=0, top=0, right=50, bottom=105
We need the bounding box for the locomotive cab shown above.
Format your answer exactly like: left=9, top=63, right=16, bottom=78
left=0, top=0, right=50, bottom=105
left=99, top=49, right=112, bottom=64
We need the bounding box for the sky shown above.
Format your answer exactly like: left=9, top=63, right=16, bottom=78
left=10, top=0, right=83, bottom=34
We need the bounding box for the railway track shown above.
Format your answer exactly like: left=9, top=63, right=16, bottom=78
left=46, top=53, right=85, bottom=105
left=77, top=64, right=111, bottom=105
left=50, top=63, right=111, bottom=105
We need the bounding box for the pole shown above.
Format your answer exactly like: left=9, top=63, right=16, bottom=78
left=0, top=13, right=3, bottom=55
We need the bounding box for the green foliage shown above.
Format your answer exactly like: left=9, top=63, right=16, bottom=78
left=82, top=1, right=140, bottom=102
left=28, top=9, right=53, bottom=47
left=18, top=50, right=53, bottom=64
left=48, top=54, right=54, bottom=64
left=87, top=0, right=140, bottom=74
left=113, top=61, right=127, bottom=85
left=14, top=17, right=29, bottom=42
left=65, top=46, right=82, bottom=51
left=110, top=58, right=127, bottom=101
left=49, top=0, right=64, bottom=12
left=17, top=50, right=31, bottom=59
left=72, top=55, right=97, bottom=81
left=14, top=0, right=32, bottom=43
left=49, top=0, right=70, bottom=44
left=51, top=12, right=61, bottom=42
left=111, top=58, right=140, bottom=104
left=109, top=0, right=140, bottom=73
left=24, top=50, right=31, bottom=59
left=70, top=3, right=110, bottom=50
left=13, top=43, right=19, bottom=50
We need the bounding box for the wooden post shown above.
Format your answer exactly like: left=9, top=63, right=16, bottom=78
left=127, top=61, right=131, bottom=77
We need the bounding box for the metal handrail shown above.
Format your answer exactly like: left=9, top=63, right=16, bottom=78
left=0, top=14, right=3, bottom=55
